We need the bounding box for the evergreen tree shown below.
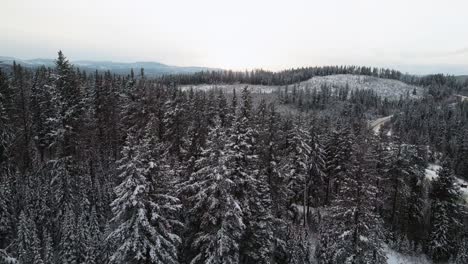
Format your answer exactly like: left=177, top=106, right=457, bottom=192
left=281, top=121, right=311, bottom=220
left=31, top=222, right=44, bottom=264
left=183, top=121, right=245, bottom=264
left=85, top=207, right=101, bottom=264
left=60, top=208, right=79, bottom=264
left=108, top=126, right=180, bottom=264
left=0, top=182, right=13, bottom=249
left=317, top=137, right=386, bottom=264
left=428, top=160, right=462, bottom=262
left=16, top=211, right=33, bottom=264
left=455, top=236, right=468, bottom=264
left=455, top=128, right=468, bottom=179
left=42, top=228, right=54, bottom=264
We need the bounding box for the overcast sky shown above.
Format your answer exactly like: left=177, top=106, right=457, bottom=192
left=1, top=0, right=468, bottom=74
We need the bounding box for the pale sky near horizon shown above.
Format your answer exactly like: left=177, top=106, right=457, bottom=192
left=1, top=0, right=468, bottom=74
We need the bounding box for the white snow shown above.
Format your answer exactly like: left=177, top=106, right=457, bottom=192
left=386, top=129, right=393, bottom=137
left=424, top=164, right=442, bottom=181
left=455, top=177, right=468, bottom=203
left=180, top=74, right=423, bottom=100
left=298, top=74, right=422, bottom=99
left=455, top=94, right=468, bottom=102
left=385, top=246, right=431, bottom=264
left=424, top=163, right=468, bottom=203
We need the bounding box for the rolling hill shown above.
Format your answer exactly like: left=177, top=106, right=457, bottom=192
left=181, top=74, right=423, bottom=100
left=0, top=56, right=217, bottom=76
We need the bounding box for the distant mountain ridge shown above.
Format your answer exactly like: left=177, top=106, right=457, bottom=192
left=0, top=56, right=219, bottom=76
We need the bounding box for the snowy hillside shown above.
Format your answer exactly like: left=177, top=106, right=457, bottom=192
left=181, top=74, right=423, bottom=100
left=298, top=74, right=423, bottom=99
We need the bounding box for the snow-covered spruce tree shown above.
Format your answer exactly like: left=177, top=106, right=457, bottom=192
left=163, top=89, right=188, bottom=161
left=455, top=236, right=468, bottom=264
left=323, top=121, right=353, bottom=205
left=15, top=210, right=43, bottom=264
left=306, top=124, right=326, bottom=209
left=183, top=120, right=245, bottom=264
left=317, top=135, right=386, bottom=264
left=240, top=173, right=274, bottom=264
left=84, top=206, right=102, bottom=264
left=323, top=128, right=338, bottom=206
left=60, top=207, right=79, bottom=264
left=0, top=68, right=13, bottom=168
left=280, top=119, right=311, bottom=221
left=108, top=124, right=181, bottom=264
left=102, top=221, right=114, bottom=263
left=0, top=249, right=17, bottom=264
left=404, top=167, right=426, bottom=249
left=286, top=227, right=314, bottom=264
left=30, top=66, right=57, bottom=162
left=77, top=209, right=90, bottom=263
left=216, top=90, right=229, bottom=127
left=230, top=87, right=274, bottom=263
left=255, top=102, right=290, bottom=262
left=0, top=182, right=13, bottom=250
left=455, top=128, right=468, bottom=180
left=31, top=221, right=44, bottom=264
left=256, top=103, right=288, bottom=218
left=427, top=160, right=462, bottom=262
left=16, top=211, right=33, bottom=264
left=378, top=142, right=408, bottom=238
left=184, top=91, right=208, bottom=178
left=42, top=228, right=54, bottom=264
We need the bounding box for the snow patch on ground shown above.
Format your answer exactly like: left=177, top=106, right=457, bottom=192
left=455, top=94, right=468, bottom=102
left=385, top=247, right=431, bottom=264
left=424, top=164, right=442, bottom=181
left=424, top=163, right=468, bottom=203
left=387, top=129, right=393, bottom=137
left=455, top=177, right=468, bottom=203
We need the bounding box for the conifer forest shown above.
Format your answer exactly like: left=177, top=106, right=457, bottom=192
left=1, top=50, right=468, bottom=264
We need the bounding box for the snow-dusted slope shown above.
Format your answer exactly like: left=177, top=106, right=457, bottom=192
left=298, top=75, right=422, bottom=99
left=180, top=74, right=423, bottom=100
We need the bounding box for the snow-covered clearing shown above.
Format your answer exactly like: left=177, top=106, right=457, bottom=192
left=180, top=74, right=423, bottom=100
left=424, top=163, right=468, bottom=203
left=298, top=75, right=422, bottom=99
left=385, top=247, right=431, bottom=264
